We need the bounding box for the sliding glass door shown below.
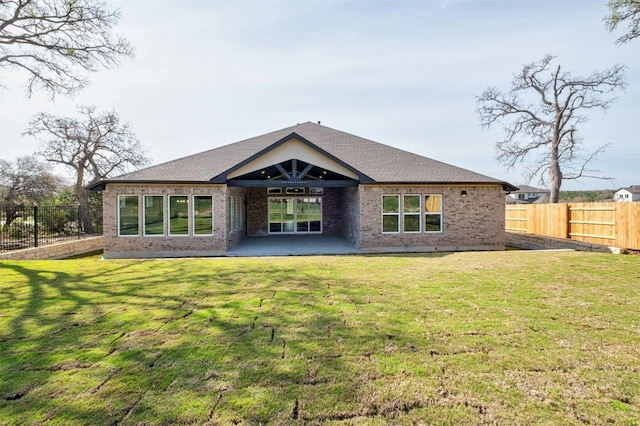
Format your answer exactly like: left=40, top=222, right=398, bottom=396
left=269, top=197, right=322, bottom=234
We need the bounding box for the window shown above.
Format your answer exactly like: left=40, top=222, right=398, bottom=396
left=286, top=187, right=305, bottom=194
left=169, top=195, right=189, bottom=235
left=144, top=195, right=164, bottom=236
left=193, top=196, right=213, bottom=235
left=227, top=195, right=243, bottom=233
left=425, top=194, right=442, bottom=232
left=403, top=195, right=421, bottom=232
left=382, top=195, right=400, bottom=233
left=118, top=195, right=139, bottom=236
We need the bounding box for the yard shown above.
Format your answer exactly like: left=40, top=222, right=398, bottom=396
left=1, top=251, right=639, bottom=425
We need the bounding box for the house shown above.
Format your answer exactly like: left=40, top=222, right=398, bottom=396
left=505, top=185, right=550, bottom=204
left=89, top=122, right=517, bottom=258
left=614, top=185, right=640, bottom=202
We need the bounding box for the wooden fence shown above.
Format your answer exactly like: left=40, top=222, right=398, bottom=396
left=505, top=202, right=640, bottom=250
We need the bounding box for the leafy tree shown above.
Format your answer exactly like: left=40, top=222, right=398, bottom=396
left=0, top=155, right=64, bottom=230
left=24, top=105, right=150, bottom=233
left=476, top=55, right=626, bottom=203
left=605, top=0, right=640, bottom=44
left=0, top=0, right=133, bottom=97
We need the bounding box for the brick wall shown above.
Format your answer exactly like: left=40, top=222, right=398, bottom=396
left=246, top=187, right=267, bottom=236
left=322, top=188, right=343, bottom=236
left=342, top=187, right=360, bottom=246
left=0, top=236, right=104, bottom=260
left=102, top=184, right=229, bottom=258
left=358, top=184, right=506, bottom=252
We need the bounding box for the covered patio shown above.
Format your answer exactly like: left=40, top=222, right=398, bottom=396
left=226, top=235, right=359, bottom=257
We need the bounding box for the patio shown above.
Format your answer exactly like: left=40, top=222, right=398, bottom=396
left=226, top=235, right=359, bottom=257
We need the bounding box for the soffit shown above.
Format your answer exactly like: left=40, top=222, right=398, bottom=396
left=227, top=137, right=359, bottom=180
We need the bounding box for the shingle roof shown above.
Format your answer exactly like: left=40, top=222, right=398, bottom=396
left=94, top=122, right=516, bottom=190
left=618, top=185, right=640, bottom=194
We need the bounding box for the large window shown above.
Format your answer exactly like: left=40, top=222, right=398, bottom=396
left=118, top=194, right=216, bottom=237
left=403, top=195, right=421, bottom=233
left=193, top=196, right=213, bottom=235
left=425, top=194, right=442, bottom=232
left=144, top=195, right=164, bottom=236
left=169, top=195, right=189, bottom=235
left=381, top=193, right=443, bottom=234
left=382, top=195, right=400, bottom=233
left=118, top=195, right=139, bottom=236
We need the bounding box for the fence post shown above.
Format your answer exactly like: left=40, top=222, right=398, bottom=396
left=565, top=203, right=571, bottom=239
left=33, top=205, right=39, bottom=248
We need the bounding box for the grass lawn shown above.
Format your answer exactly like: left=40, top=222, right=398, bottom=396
left=1, top=251, right=639, bottom=425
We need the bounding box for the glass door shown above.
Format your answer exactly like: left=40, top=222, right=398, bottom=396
left=268, top=197, right=322, bottom=234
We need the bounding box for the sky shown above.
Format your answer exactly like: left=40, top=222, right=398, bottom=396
left=1, top=0, right=638, bottom=191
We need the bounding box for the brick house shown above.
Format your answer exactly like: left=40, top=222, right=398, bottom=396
left=89, top=122, right=517, bottom=258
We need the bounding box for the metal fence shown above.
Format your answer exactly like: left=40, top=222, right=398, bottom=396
left=0, top=205, right=102, bottom=252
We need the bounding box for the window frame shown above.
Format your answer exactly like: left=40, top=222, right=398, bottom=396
left=118, top=194, right=140, bottom=237
left=143, top=195, right=165, bottom=236
left=424, top=194, right=443, bottom=233
left=381, top=194, right=400, bottom=234
left=168, top=195, right=190, bottom=236
left=403, top=194, right=422, bottom=233
left=193, top=195, right=214, bottom=236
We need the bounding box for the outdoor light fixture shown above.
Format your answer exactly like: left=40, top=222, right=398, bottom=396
left=461, top=190, right=467, bottom=197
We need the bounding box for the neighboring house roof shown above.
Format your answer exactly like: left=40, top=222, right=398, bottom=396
left=90, top=122, right=517, bottom=191
left=531, top=194, right=550, bottom=204
left=510, top=185, right=550, bottom=194
left=616, top=185, right=640, bottom=194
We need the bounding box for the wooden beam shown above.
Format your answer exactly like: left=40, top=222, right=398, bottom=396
left=228, top=180, right=358, bottom=188
left=298, top=164, right=314, bottom=180
left=275, top=164, right=291, bottom=180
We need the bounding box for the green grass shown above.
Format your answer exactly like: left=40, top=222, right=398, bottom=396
left=1, top=251, right=640, bottom=425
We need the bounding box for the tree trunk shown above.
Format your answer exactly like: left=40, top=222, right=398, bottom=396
left=1, top=207, right=20, bottom=233
left=77, top=186, right=95, bottom=234
left=549, top=141, right=562, bottom=203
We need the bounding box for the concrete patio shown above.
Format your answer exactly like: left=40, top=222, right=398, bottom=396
left=226, top=235, right=359, bottom=257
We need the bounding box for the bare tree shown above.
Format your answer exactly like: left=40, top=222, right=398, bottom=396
left=0, top=155, right=64, bottom=230
left=0, top=0, right=133, bottom=98
left=476, top=55, right=626, bottom=203
left=605, top=0, right=640, bottom=44
left=24, top=106, right=150, bottom=232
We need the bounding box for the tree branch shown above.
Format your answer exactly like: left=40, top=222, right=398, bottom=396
left=0, top=0, right=134, bottom=97
left=476, top=54, right=625, bottom=202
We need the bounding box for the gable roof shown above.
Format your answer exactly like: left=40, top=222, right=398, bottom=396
left=90, top=122, right=516, bottom=190
left=616, top=185, right=640, bottom=194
